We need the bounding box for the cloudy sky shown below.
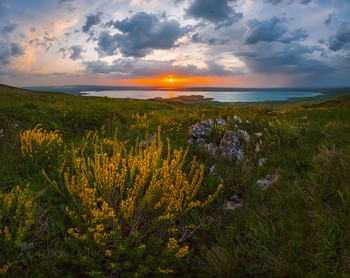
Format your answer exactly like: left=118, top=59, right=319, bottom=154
left=0, top=0, right=350, bottom=87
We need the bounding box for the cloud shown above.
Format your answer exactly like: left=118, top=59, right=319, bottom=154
left=186, top=0, right=243, bottom=28
left=84, top=58, right=238, bottom=78
left=328, top=22, right=350, bottom=51
left=82, top=12, right=103, bottom=33
left=205, top=60, right=236, bottom=76
left=0, top=42, right=24, bottom=65
left=69, top=45, right=84, bottom=60
left=244, top=17, right=308, bottom=44
left=2, top=23, right=17, bottom=33
left=324, top=12, right=335, bottom=26
left=97, top=12, right=185, bottom=57
left=236, top=42, right=330, bottom=75
left=265, top=0, right=311, bottom=5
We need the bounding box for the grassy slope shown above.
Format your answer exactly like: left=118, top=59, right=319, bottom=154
left=0, top=85, right=350, bottom=277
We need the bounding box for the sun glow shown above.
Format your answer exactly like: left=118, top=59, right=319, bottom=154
left=129, top=75, right=210, bottom=87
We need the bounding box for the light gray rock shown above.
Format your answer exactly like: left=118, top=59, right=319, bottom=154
left=259, top=158, right=266, bottom=166
left=234, top=115, right=242, bottom=123
left=210, top=165, right=215, bottom=175
left=223, top=195, right=243, bottom=211
left=220, top=130, right=244, bottom=161
left=257, top=173, right=278, bottom=190
left=215, top=118, right=226, bottom=126
left=238, top=129, right=250, bottom=143
left=141, top=135, right=156, bottom=146
left=255, top=142, right=260, bottom=153
left=189, top=119, right=214, bottom=144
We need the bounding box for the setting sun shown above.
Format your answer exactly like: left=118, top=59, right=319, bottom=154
left=129, top=75, right=211, bottom=87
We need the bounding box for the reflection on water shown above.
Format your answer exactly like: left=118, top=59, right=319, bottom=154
left=81, top=90, right=321, bottom=102
left=168, top=91, right=175, bottom=98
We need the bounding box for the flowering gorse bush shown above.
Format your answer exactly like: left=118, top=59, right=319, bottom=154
left=0, top=184, right=36, bottom=275
left=53, top=128, right=223, bottom=276
left=20, top=124, right=63, bottom=159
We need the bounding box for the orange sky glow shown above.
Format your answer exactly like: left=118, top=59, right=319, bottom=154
left=127, top=75, right=212, bottom=87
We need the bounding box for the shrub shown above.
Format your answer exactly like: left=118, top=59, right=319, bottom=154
left=56, top=128, right=222, bottom=276
left=0, top=184, right=36, bottom=275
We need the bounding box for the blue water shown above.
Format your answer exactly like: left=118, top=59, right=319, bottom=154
left=81, top=90, right=321, bottom=102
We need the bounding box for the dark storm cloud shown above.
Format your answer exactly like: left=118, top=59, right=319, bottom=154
left=328, top=22, right=350, bottom=51
left=186, top=0, right=243, bottom=28
left=192, top=33, right=230, bottom=45
left=205, top=60, right=235, bottom=76
left=84, top=58, right=238, bottom=78
left=0, top=42, right=24, bottom=65
left=69, top=45, right=84, bottom=60
left=97, top=12, right=185, bottom=57
left=244, top=17, right=308, bottom=44
left=82, top=12, right=103, bottom=33
left=236, top=42, right=330, bottom=75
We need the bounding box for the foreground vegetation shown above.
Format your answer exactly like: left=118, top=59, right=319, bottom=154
left=0, top=84, right=350, bottom=277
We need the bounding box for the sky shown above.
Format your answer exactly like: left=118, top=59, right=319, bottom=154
left=0, top=0, right=350, bottom=88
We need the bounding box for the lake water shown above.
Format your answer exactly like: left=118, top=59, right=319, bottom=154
left=81, top=90, right=321, bottom=102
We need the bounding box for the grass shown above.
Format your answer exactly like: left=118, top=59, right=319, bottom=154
left=0, top=84, right=350, bottom=277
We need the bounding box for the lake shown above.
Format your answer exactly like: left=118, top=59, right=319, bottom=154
left=81, top=90, right=321, bottom=102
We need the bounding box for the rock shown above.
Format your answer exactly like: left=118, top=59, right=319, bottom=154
left=234, top=115, right=242, bottom=123
left=255, top=143, right=260, bottom=153
left=223, top=195, right=243, bottom=211
left=189, top=119, right=214, bottom=144
left=245, top=120, right=250, bottom=124
left=215, top=118, right=226, bottom=126
left=267, top=111, right=282, bottom=116
left=238, top=129, right=250, bottom=143
left=257, top=173, right=278, bottom=190
left=210, top=165, right=215, bottom=175
left=302, top=116, right=307, bottom=120
left=255, top=132, right=263, bottom=138
left=204, top=143, right=219, bottom=157
left=141, top=135, right=156, bottom=146
left=259, top=158, right=266, bottom=166
left=220, top=130, right=244, bottom=161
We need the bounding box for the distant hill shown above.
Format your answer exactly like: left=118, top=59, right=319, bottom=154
left=0, top=84, right=66, bottom=96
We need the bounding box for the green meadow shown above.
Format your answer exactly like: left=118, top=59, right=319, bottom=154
left=0, top=84, right=349, bottom=277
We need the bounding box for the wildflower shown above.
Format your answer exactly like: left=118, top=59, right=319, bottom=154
left=46, top=200, right=50, bottom=204
left=224, top=210, right=227, bottom=216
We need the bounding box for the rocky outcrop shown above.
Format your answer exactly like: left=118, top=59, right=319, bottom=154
left=220, top=130, right=244, bottom=161
left=188, top=118, right=252, bottom=162
left=188, top=119, right=214, bottom=144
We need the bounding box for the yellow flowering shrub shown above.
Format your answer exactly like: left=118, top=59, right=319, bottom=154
left=0, top=184, right=36, bottom=275
left=20, top=124, right=63, bottom=159
left=59, top=128, right=222, bottom=276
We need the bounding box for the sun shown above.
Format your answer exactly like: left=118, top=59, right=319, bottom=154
left=169, top=78, right=174, bottom=82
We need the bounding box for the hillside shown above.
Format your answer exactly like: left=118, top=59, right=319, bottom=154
left=0, top=85, right=350, bottom=277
